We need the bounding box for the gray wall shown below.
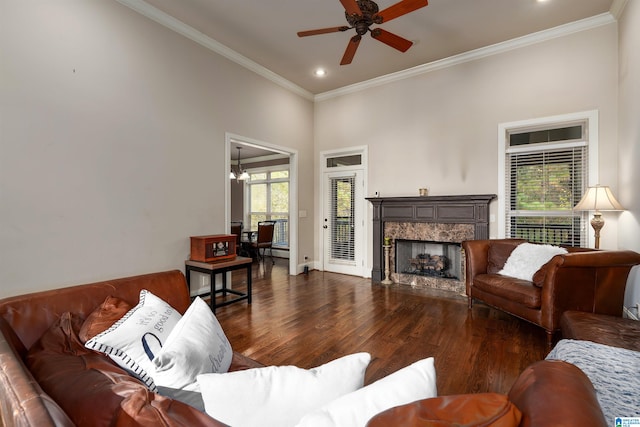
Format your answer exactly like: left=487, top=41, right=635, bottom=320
left=314, top=20, right=633, bottom=270
left=0, top=0, right=314, bottom=297
left=617, top=1, right=640, bottom=253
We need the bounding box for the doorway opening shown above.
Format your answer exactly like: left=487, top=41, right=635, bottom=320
left=225, top=133, right=298, bottom=276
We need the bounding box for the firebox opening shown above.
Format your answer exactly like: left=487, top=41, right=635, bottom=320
left=395, top=240, right=461, bottom=280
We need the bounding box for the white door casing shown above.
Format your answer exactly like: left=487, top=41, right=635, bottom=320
left=319, top=147, right=367, bottom=277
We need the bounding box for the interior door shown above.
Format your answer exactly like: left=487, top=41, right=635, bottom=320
left=322, top=170, right=364, bottom=275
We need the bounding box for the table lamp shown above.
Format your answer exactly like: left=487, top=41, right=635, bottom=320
left=573, top=185, right=624, bottom=249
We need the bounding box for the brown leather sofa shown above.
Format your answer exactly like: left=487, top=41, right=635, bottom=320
left=462, top=238, right=640, bottom=346
left=0, top=270, right=263, bottom=427
left=0, top=269, right=613, bottom=426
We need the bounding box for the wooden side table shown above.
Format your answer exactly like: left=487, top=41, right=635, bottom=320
left=185, top=256, right=252, bottom=312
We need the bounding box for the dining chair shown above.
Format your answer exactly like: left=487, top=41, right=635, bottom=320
left=230, top=221, right=243, bottom=255
left=251, top=221, right=276, bottom=264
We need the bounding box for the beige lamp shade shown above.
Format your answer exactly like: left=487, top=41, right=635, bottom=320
left=574, top=185, right=624, bottom=212
left=574, top=185, right=624, bottom=249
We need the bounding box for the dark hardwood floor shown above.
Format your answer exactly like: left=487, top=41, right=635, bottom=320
left=213, top=258, right=548, bottom=396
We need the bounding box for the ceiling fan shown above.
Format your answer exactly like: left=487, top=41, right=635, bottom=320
left=297, top=0, right=428, bottom=65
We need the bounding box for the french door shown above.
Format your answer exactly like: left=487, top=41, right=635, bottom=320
left=322, top=169, right=364, bottom=275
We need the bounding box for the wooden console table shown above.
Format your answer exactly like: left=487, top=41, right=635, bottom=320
left=185, top=256, right=252, bottom=312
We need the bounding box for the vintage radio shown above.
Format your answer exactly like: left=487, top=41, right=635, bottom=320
left=190, top=234, right=236, bottom=262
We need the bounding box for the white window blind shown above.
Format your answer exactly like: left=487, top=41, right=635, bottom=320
left=505, top=144, right=587, bottom=246
left=329, top=176, right=355, bottom=261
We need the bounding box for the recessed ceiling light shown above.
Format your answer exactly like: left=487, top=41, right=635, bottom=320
left=314, top=68, right=327, bottom=77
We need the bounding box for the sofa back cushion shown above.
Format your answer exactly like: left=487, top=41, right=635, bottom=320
left=26, top=311, right=227, bottom=427
left=79, top=295, right=133, bottom=343
left=487, top=241, right=521, bottom=274
left=0, top=270, right=190, bottom=354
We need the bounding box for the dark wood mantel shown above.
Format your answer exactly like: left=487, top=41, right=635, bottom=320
left=366, top=194, right=497, bottom=281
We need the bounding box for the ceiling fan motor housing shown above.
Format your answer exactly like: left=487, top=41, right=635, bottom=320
left=346, top=0, right=381, bottom=35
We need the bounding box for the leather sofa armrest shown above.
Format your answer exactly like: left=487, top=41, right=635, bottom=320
left=0, top=317, right=26, bottom=359
left=462, top=239, right=491, bottom=295
left=366, top=393, right=522, bottom=427
left=508, top=360, right=606, bottom=427
left=1, top=330, right=74, bottom=427
left=540, top=250, right=640, bottom=324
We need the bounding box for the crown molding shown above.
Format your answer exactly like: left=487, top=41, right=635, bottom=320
left=609, top=0, right=629, bottom=19
left=315, top=12, right=616, bottom=102
left=116, top=0, right=314, bottom=101
left=116, top=1, right=616, bottom=105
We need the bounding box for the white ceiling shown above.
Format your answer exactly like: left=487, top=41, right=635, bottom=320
left=135, top=0, right=615, bottom=95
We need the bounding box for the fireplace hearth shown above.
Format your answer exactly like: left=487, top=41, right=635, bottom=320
left=367, top=194, right=496, bottom=293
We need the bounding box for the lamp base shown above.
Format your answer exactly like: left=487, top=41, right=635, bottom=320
left=590, top=212, right=604, bottom=249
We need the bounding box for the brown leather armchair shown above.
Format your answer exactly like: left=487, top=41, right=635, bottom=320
left=462, top=239, right=640, bottom=346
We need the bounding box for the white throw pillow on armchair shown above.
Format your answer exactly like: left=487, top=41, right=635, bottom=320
left=499, top=242, right=567, bottom=281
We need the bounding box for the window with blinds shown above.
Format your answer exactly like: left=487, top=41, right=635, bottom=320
left=505, top=124, right=588, bottom=246
left=329, top=176, right=355, bottom=261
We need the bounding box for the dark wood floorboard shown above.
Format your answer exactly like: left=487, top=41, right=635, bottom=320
left=213, top=259, right=548, bottom=396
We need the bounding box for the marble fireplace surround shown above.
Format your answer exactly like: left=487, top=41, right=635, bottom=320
left=367, top=195, right=496, bottom=293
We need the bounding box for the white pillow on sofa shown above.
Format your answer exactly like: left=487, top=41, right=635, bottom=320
left=499, top=242, right=567, bottom=281
left=197, top=352, right=371, bottom=427
left=295, top=357, right=437, bottom=427
left=85, top=289, right=181, bottom=390
left=152, top=296, right=232, bottom=389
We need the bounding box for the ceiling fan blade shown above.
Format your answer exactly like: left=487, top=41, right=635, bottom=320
left=340, top=35, right=361, bottom=65
left=340, top=0, right=362, bottom=17
left=371, top=28, right=413, bottom=52
left=297, top=26, right=350, bottom=37
left=375, top=0, right=428, bottom=23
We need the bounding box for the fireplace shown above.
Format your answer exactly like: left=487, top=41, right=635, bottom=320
left=396, top=240, right=461, bottom=280
left=367, top=194, right=496, bottom=293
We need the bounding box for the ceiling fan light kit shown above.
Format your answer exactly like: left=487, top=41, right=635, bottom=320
left=298, top=0, right=428, bottom=65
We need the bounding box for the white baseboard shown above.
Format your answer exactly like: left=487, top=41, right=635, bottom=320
left=623, top=306, right=639, bottom=321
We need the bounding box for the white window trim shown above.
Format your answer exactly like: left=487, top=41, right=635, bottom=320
left=244, top=165, right=290, bottom=232
left=497, top=110, right=599, bottom=245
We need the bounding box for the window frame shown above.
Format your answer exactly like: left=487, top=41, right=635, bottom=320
left=244, top=165, right=290, bottom=248
left=497, top=110, right=599, bottom=246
